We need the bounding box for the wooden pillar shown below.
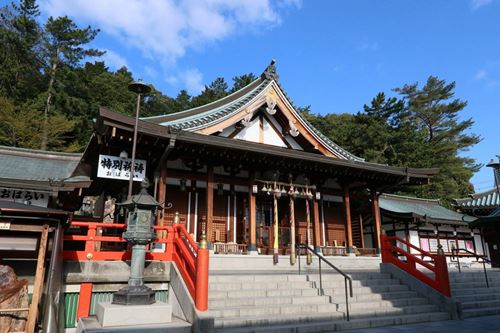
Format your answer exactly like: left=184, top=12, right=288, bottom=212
left=371, top=189, right=382, bottom=253
left=229, top=184, right=235, bottom=243
left=313, top=198, right=321, bottom=252
left=249, top=172, right=257, bottom=253
left=26, top=225, right=49, bottom=333
left=344, top=187, right=353, bottom=253
left=206, top=166, right=214, bottom=243
left=157, top=165, right=167, bottom=226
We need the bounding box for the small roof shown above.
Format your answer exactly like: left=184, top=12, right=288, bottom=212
left=454, top=188, right=500, bottom=211
left=380, top=194, right=476, bottom=225
left=472, top=207, right=500, bottom=227
left=0, top=145, right=91, bottom=191
left=0, top=200, right=71, bottom=218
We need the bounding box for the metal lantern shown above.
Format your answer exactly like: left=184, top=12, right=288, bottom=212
left=113, top=179, right=160, bottom=305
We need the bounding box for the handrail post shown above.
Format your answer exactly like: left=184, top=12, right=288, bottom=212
left=297, top=244, right=301, bottom=275
left=483, top=259, right=489, bottom=288
left=85, top=225, right=96, bottom=260
left=435, top=249, right=451, bottom=297
left=195, top=233, right=209, bottom=311
left=344, top=277, right=350, bottom=321
left=319, top=258, right=323, bottom=295
left=456, top=251, right=461, bottom=273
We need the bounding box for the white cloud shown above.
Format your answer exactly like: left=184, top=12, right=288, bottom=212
left=99, top=49, right=128, bottom=71
left=475, top=69, right=487, bottom=80
left=40, top=0, right=289, bottom=63
left=358, top=41, right=379, bottom=51
left=182, top=69, right=204, bottom=95
left=470, top=0, right=493, bottom=10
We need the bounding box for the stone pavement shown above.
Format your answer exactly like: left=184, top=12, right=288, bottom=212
left=343, top=314, right=500, bottom=333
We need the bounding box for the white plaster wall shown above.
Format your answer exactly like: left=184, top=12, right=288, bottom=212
left=234, top=118, right=260, bottom=143
left=409, top=230, right=420, bottom=254
left=262, top=118, right=287, bottom=147
left=474, top=234, right=484, bottom=255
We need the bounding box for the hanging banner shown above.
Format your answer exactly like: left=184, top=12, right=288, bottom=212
left=97, top=154, right=146, bottom=181
left=0, top=188, right=49, bottom=207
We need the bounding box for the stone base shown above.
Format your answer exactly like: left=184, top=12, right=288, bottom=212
left=112, top=285, right=155, bottom=305
left=96, top=301, right=172, bottom=327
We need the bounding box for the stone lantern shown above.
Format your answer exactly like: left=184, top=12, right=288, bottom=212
left=113, top=179, right=159, bottom=305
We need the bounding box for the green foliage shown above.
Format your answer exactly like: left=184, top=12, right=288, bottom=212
left=302, top=77, right=480, bottom=205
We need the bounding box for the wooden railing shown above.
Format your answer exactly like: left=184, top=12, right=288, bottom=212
left=213, top=242, right=248, bottom=254
left=63, top=221, right=209, bottom=317
left=381, top=235, right=451, bottom=297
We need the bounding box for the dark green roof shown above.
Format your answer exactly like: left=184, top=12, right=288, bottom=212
left=380, top=194, right=476, bottom=225
left=454, top=188, right=500, bottom=211
left=0, top=145, right=90, bottom=191
left=142, top=60, right=363, bottom=162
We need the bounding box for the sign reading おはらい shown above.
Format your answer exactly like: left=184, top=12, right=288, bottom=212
left=97, top=154, right=146, bottom=181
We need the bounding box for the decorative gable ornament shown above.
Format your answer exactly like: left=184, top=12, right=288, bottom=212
left=289, top=121, right=299, bottom=137
left=241, top=113, right=253, bottom=127
left=266, top=96, right=277, bottom=115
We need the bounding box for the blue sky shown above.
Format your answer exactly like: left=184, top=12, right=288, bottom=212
left=8, top=0, right=500, bottom=193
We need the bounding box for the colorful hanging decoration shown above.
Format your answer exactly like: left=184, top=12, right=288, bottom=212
left=289, top=185, right=296, bottom=265
left=305, top=185, right=313, bottom=265
left=273, top=181, right=279, bottom=265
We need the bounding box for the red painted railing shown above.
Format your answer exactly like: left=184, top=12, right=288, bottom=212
left=381, top=235, right=451, bottom=297
left=63, top=221, right=209, bottom=318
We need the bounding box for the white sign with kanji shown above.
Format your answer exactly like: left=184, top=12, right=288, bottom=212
left=97, top=154, right=146, bottom=181
left=0, top=188, right=49, bottom=207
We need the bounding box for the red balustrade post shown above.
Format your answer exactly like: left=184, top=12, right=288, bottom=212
left=195, top=233, right=209, bottom=311
left=84, top=225, right=97, bottom=260
left=435, top=251, right=451, bottom=297
left=76, top=282, right=93, bottom=319
left=380, top=235, right=390, bottom=263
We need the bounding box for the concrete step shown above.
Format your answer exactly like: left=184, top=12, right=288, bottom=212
left=347, top=290, right=420, bottom=302
left=321, top=283, right=410, bottom=296
left=307, top=272, right=392, bottom=281
left=209, top=303, right=340, bottom=318
left=214, top=311, right=450, bottom=332
left=451, top=281, right=497, bottom=289
left=209, top=287, right=319, bottom=299
left=312, top=278, right=401, bottom=288
left=209, top=295, right=330, bottom=307
left=209, top=280, right=313, bottom=291
left=348, top=304, right=439, bottom=320
left=462, top=306, right=500, bottom=318
left=461, top=299, right=500, bottom=310
left=335, top=297, right=429, bottom=310
left=452, top=287, right=500, bottom=297
left=209, top=274, right=308, bottom=283
left=454, top=293, right=500, bottom=303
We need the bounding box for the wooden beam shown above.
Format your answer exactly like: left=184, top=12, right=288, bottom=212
left=157, top=165, right=167, bottom=227
left=26, top=224, right=49, bottom=333
left=206, top=165, right=214, bottom=243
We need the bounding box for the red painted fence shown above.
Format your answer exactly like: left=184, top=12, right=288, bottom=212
left=381, top=235, right=451, bottom=297
left=63, top=221, right=209, bottom=319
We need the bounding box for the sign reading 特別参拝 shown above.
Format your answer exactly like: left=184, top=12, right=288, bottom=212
left=97, top=154, right=146, bottom=181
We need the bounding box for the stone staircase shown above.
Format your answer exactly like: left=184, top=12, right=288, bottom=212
left=208, top=270, right=450, bottom=332
left=451, top=270, right=500, bottom=318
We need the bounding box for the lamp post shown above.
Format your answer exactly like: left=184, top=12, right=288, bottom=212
left=127, top=80, right=152, bottom=199
left=113, top=179, right=159, bottom=305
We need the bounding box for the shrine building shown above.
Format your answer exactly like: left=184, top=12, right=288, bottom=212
left=80, top=60, right=439, bottom=256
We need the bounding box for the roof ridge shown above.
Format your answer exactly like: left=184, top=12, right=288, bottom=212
left=455, top=187, right=499, bottom=202
left=381, top=193, right=441, bottom=204
left=142, top=77, right=263, bottom=122
left=0, top=145, right=82, bottom=160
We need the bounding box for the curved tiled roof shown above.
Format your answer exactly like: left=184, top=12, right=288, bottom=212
left=142, top=61, right=363, bottom=161
left=454, top=188, right=500, bottom=210
left=380, top=193, right=476, bottom=224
